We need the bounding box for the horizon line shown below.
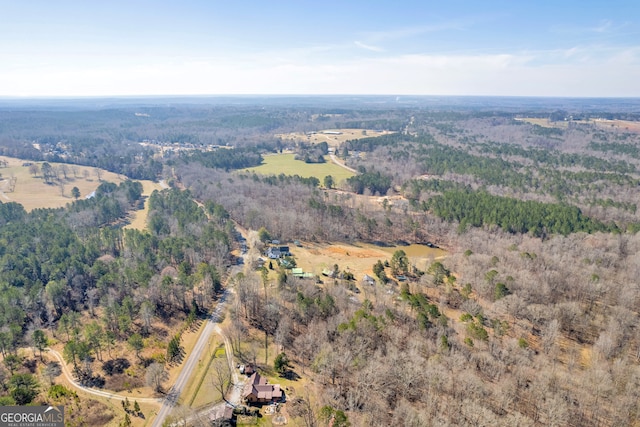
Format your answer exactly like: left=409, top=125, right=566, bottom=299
left=1, top=94, right=640, bottom=100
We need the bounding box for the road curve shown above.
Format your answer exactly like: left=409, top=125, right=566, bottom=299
left=329, top=153, right=357, bottom=173
left=47, top=349, right=163, bottom=404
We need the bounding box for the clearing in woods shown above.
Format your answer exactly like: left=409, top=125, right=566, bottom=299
left=0, top=155, right=163, bottom=230
left=276, top=128, right=395, bottom=147
left=515, top=117, right=640, bottom=132
left=244, top=153, right=354, bottom=184
left=124, top=180, right=166, bottom=231
left=0, top=156, right=126, bottom=211
left=287, top=241, right=446, bottom=281
left=250, top=128, right=396, bottom=183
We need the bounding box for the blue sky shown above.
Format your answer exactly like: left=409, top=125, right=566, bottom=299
left=1, top=0, right=639, bottom=97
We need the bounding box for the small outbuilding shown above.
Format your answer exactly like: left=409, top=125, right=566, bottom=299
left=279, top=246, right=290, bottom=256
left=362, top=274, right=376, bottom=285
left=210, top=405, right=234, bottom=427
left=322, top=268, right=336, bottom=278
left=292, top=268, right=314, bottom=278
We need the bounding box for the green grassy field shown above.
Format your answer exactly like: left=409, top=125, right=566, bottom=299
left=243, top=154, right=354, bottom=185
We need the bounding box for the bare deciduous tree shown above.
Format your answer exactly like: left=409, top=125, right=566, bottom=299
left=139, top=302, right=155, bottom=336
left=210, top=357, right=232, bottom=403
left=43, top=362, right=62, bottom=385
left=542, top=319, right=560, bottom=357
left=145, top=362, right=168, bottom=392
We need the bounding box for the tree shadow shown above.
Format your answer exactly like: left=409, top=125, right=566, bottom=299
left=102, top=358, right=130, bottom=376
left=78, top=373, right=105, bottom=388
left=141, top=357, right=156, bottom=368
left=281, top=369, right=300, bottom=381
left=23, top=358, right=38, bottom=373
left=169, top=348, right=186, bottom=365
left=187, top=318, right=203, bottom=332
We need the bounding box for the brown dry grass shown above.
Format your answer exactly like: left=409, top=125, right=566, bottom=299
left=40, top=304, right=221, bottom=426
left=291, top=241, right=446, bottom=280
left=236, top=326, right=315, bottom=402
left=35, top=348, right=160, bottom=427
left=516, top=117, right=640, bottom=133
left=162, top=317, right=210, bottom=393
left=183, top=335, right=224, bottom=408
left=0, top=156, right=126, bottom=211
left=46, top=306, right=202, bottom=399
left=124, top=180, right=165, bottom=231
left=276, top=128, right=395, bottom=149
left=0, top=155, right=163, bottom=230
left=292, top=242, right=390, bottom=278
left=590, top=118, right=640, bottom=133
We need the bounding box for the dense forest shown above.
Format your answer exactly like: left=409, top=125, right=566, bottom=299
left=171, top=100, right=640, bottom=426
left=1, top=97, right=640, bottom=426
left=0, top=184, right=231, bottom=411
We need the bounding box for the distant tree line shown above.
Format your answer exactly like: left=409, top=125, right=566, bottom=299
left=294, top=141, right=328, bottom=163
left=477, top=140, right=636, bottom=174
left=425, top=189, right=616, bottom=236
left=588, top=141, right=640, bottom=159
left=346, top=170, right=392, bottom=195
left=342, top=132, right=414, bottom=153
left=0, top=137, right=163, bottom=181
left=337, top=119, right=405, bottom=131
left=244, top=172, right=321, bottom=188
left=184, top=148, right=263, bottom=171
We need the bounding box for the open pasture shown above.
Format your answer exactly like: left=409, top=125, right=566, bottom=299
left=276, top=128, right=395, bottom=147
left=244, top=153, right=354, bottom=184
left=0, top=156, right=126, bottom=211
left=516, top=117, right=640, bottom=133
left=289, top=240, right=446, bottom=281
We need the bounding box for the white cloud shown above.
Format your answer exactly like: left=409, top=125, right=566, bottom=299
left=354, top=41, right=384, bottom=52
left=1, top=46, right=639, bottom=97
left=592, top=19, right=613, bottom=33
left=550, top=19, right=630, bottom=37
left=361, top=21, right=469, bottom=43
